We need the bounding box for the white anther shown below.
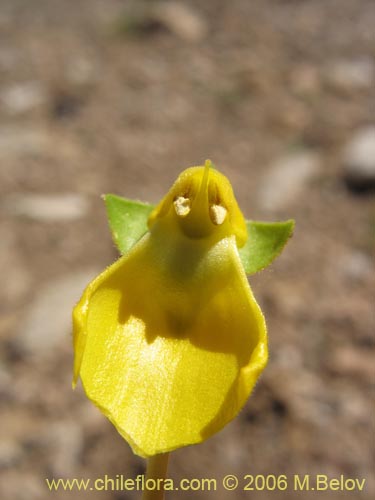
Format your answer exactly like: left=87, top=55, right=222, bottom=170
left=174, top=196, right=191, bottom=217
left=209, top=204, right=227, bottom=225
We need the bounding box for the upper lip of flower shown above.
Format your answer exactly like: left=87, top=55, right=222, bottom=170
left=147, top=159, right=248, bottom=247
left=174, top=160, right=225, bottom=239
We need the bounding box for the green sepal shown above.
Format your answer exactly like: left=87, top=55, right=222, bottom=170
left=104, top=194, right=294, bottom=274
left=239, top=220, right=295, bottom=275
left=103, top=194, right=154, bottom=255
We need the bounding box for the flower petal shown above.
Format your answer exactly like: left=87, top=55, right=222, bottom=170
left=73, top=226, right=267, bottom=457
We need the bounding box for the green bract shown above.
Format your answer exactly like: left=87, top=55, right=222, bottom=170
left=103, top=194, right=294, bottom=275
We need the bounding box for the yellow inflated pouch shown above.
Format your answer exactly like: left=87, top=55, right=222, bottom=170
left=73, top=161, right=268, bottom=457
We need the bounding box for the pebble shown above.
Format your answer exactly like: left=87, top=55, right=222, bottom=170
left=257, top=151, right=321, bottom=211
left=342, top=126, right=375, bottom=191
left=3, top=193, right=90, bottom=222
left=0, top=81, right=46, bottom=115
left=325, top=58, right=374, bottom=92
left=338, top=251, right=373, bottom=283
left=153, top=2, right=207, bottom=42
left=16, top=270, right=99, bottom=358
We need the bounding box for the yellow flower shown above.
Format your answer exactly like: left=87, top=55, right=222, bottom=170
left=73, top=161, right=267, bottom=457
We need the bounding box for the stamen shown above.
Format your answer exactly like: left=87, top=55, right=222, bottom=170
left=174, top=196, right=191, bottom=217
left=209, top=204, right=227, bottom=225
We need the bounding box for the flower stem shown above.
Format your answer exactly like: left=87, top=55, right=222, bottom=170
left=142, top=453, right=170, bottom=500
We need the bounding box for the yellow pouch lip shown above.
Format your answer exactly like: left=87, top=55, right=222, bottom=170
left=73, top=232, right=267, bottom=457
left=73, top=164, right=268, bottom=457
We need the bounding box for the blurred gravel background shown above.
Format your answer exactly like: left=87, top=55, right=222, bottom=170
left=0, top=1, right=374, bottom=499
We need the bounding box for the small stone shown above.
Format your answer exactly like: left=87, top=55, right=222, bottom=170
left=325, top=58, right=374, bottom=92
left=16, top=270, right=99, bottom=358
left=342, top=126, right=375, bottom=191
left=0, top=81, right=46, bottom=114
left=258, top=151, right=321, bottom=211
left=338, top=251, right=373, bottom=282
left=153, top=2, right=207, bottom=42
left=3, top=193, right=90, bottom=221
